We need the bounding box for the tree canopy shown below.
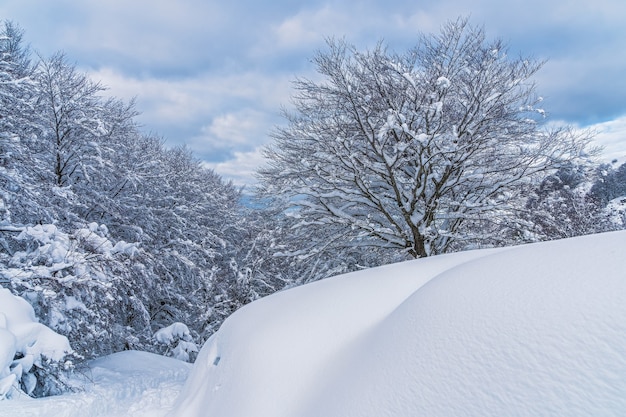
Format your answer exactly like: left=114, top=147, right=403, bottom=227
left=259, top=18, right=595, bottom=258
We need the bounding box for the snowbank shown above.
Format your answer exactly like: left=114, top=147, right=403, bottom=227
left=0, top=289, right=71, bottom=399
left=171, top=231, right=626, bottom=417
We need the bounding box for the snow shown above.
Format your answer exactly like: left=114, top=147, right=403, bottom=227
left=171, top=230, right=626, bottom=417
left=606, top=197, right=626, bottom=227
left=0, top=351, right=190, bottom=417
left=3, top=231, right=626, bottom=416
left=154, top=323, right=191, bottom=345
left=0, top=289, right=72, bottom=399
left=154, top=323, right=199, bottom=362
left=436, top=76, right=451, bottom=89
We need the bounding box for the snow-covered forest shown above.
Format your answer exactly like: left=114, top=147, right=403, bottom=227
left=1, top=16, right=626, bottom=412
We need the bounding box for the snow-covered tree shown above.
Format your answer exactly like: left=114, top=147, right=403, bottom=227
left=589, top=161, right=626, bottom=206
left=0, top=21, right=51, bottom=229
left=1, top=223, right=153, bottom=358
left=0, top=21, right=34, bottom=146
left=588, top=161, right=626, bottom=231
left=523, top=163, right=606, bottom=241
left=244, top=202, right=402, bottom=286
left=259, top=18, right=595, bottom=258
left=0, top=23, right=208, bottom=365
left=34, top=52, right=107, bottom=188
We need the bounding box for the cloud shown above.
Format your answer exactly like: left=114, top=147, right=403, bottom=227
left=588, top=116, right=626, bottom=162
left=42, top=0, right=227, bottom=73
left=186, top=109, right=277, bottom=163
left=256, top=3, right=393, bottom=58
left=87, top=67, right=211, bottom=124
left=87, top=66, right=293, bottom=152
left=199, top=110, right=266, bottom=147
left=202, top=147, right=267, bottom=188
left=4, top=0, right=626, bottom=174
left=271, top=5, right=347, bottom=49
left=3, top=0, right=284, bottom=77
left=534, top=54, right=626, bottom=124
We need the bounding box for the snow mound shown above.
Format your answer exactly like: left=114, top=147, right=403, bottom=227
left=171, top=231, right=626, bottom=417
left=0, top=288, right=72, bottom=399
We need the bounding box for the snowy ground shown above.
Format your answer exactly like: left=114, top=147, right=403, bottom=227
left=2, top=230, right=626, bottom=416
left=0, top=351, right=190, bottom=417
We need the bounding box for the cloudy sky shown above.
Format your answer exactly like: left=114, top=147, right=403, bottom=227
left=2, top=0, right=625, bottom=185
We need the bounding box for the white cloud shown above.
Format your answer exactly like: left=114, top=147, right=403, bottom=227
left=186, top=109, right=275, bottom=160
left=87, top=67, right=211, bottom=126
left=265, top=4, right=388, bottom=53
left=59, top=1, right=226, bottom=66
left=87, top=67, right=293, bottom=151
left=588, top=116, right=626, bottom=162
left=88, top=67, right=293, bottom=114
left=271, top=6, right=344, bottom=49
left=203, top=147, right=267, bottom=188
left=199, top=110, right=266, bottom=147
left=392, top=10, right=442, bottom=34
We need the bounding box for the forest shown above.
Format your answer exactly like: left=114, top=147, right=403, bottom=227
left=1, top=18, right=625, bottom=397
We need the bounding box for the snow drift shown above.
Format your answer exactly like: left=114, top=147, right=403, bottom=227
left=0, top=289, right=71, bottom=399
left=171, top=231, right=626, bottom=417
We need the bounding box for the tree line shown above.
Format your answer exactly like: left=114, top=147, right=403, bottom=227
left=1, top=17, right=625, bottom=396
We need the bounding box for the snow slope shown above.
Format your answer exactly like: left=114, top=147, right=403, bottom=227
left=171, top=231, right=626, bottom=417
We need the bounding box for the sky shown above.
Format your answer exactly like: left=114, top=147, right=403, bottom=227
left=1, top=0, right=625, bottom=186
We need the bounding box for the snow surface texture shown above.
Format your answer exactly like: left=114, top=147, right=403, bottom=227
left=0, top=351, right=190, bottom=417
left=0, top=289, right=71, bottom=399
left=171, top=231, right=626, bottom=417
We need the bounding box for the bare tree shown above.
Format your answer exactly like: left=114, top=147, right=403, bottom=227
left=259, top=18, right=594, bottom=258
left=35, top=52, right=108, bottom=187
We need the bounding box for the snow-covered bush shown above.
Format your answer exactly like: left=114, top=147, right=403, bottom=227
left=605, top=197, right=626, bottom=228
left=155, top=322, right=198, bottom=362
left=588, top=161, right=626, bottom=231
left=1, top=223, right=153, bottom=360
left=0, top=288, right=73, bottom=399
left=522, top=163, right=607, bottom=241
